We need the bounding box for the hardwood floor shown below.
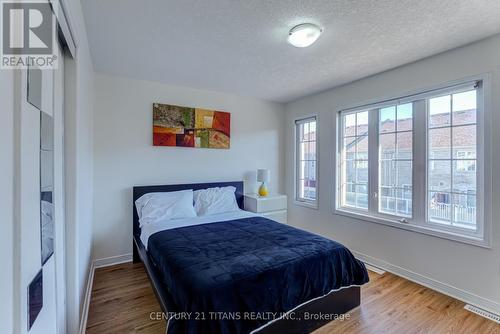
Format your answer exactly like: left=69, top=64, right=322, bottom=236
left=86, top=263, right=499, bottom=333
left=86, top=263, right=166, bottom=334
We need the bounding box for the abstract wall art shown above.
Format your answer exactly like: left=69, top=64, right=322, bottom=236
left=153, top=103, right=230, bottom=149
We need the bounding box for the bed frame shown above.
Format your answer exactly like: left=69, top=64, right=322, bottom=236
left=132, top=181, right=361, bottom=333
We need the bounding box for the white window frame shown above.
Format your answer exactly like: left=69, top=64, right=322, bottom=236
left=333, top=75, right=492, bottom=248
left=294, top=115, right=319, bottom=209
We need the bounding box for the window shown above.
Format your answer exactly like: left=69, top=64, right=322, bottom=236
left=379, top=104, right=413, bottom=217
left=336, top=79, right=489, bottom=245
left=339, top=111, right=369, bottom=210
left=455, top=152, right=476, bottom=172
left=296, top=117, right=318, bottom=207
left=427, top=89, right=477, bottom=229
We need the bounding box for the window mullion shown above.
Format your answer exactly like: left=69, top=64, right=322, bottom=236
left=368, top=108, right=379, bottom=214
left=476, top=82, right=485, bottom=238
left=295, top=122, right=300, bottom=201
left=412, top=99, right=427, bottom=225
left=338, top=118, right=344, bottom=209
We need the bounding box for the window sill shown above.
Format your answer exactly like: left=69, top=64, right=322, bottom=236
left=294, top=199, right=318, bottom=210
left=333, top=208, right=490, bottom=249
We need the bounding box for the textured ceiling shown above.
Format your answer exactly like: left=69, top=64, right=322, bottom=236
left=82, top=0, right=500, bottom=103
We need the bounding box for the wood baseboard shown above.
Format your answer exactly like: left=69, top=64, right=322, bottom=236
left=79, top=262, right=94, bottom=334
left=79, top=254, right=133, bottom=333
left=93, top=253, right=132, bottom=268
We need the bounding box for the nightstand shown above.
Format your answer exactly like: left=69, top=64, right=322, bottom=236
left=244, top=194, right=287, bottom=224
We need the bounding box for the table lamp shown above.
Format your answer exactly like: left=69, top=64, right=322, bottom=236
left=257, top=169, right=270, bottom=197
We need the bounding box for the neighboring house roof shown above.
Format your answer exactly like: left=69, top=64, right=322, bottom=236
left=341, top=109, right=476, bottom=152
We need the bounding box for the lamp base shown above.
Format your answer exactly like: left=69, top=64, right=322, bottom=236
left=258, top=183, right=269, bottom=197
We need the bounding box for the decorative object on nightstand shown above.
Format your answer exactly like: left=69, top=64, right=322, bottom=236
left=244, top=193, right=287, bottom=224
left=257, top=169, right=270, bottom=197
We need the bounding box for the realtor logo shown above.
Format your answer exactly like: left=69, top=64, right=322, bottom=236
left=1, top=0, right=58, bottom=69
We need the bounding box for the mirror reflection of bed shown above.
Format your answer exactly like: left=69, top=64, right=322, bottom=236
left=40, top=109, right=54, bottom=264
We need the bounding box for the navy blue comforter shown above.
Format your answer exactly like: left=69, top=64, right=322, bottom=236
left=147, top=216, right=368, bottom=334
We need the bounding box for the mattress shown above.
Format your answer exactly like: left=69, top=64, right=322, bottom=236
left=144, top=213, right=369, bottom=333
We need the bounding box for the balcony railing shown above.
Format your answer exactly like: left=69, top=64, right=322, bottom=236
left=429, top=202, right=476, bottom=227
left=344, top=192, right=476, bottom=227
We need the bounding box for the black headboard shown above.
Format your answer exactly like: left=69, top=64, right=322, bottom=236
left=132, top=181, right=244, bottom=238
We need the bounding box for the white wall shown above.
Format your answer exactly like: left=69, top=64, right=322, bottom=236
left=63, top=0, right=95, bottom=333
left=0, top=65, right=15, bottom=334
left=285, top=34, right=500, bottom=314
left=92, top=73, right=285, bottom=260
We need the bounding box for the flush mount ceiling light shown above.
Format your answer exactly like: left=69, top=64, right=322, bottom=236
left=287, top=23, right=323, bottom=48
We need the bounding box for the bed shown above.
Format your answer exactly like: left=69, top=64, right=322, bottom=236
left=133, top=181, right=369, bottom=334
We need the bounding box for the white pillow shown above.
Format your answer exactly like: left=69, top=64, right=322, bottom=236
left=193, top=186, right=240, bottom=216
left=135, top=189, right=196, bottom=227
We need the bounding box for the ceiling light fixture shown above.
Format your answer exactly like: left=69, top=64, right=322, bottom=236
left=287, top=23, right=323, bottom=48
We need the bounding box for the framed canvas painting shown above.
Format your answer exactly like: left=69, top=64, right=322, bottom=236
left=153, top=103, right=230, bottom=149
